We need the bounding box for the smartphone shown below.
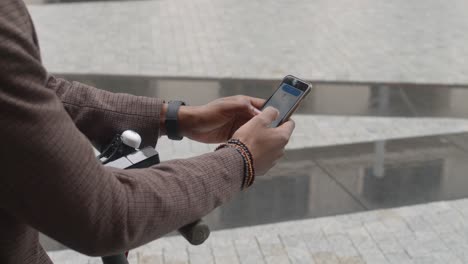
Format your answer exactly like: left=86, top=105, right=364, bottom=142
left=261, top=75, right=312, bottom=127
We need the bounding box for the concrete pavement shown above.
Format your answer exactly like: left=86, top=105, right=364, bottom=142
left=48, top=198, right=468, bottom=264
left=28, top=0, right=468, bottom=84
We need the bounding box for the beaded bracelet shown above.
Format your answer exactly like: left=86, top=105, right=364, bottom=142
left=228, top=139, right=253, bottom=168
left=231, top=142, right=255, bottom=187
left=228, top=139, right=255, bottom=186
left=216, top=143, right=253, bottom=188
left=227, top=139, right=255, bottom=186
left=216, top=139, right=255, bottom=189
left=229, top=144, right=253, bottom=188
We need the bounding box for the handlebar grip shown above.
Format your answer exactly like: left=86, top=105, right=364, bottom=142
left=178, top=219, right=210, bottom=245
left=101, top=255, right=129, bottom=264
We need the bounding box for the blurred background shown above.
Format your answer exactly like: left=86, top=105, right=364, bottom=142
left=23, top=0, right=468, bottom=263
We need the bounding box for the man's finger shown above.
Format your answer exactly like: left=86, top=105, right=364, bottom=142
left=251, top=107, right=262, bottom=115
left=257, top=107, right=279, bottom=124
left=246, top=97, right=266, bottom=109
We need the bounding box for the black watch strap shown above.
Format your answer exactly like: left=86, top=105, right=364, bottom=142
left=165, top=100, right=186, bottom=140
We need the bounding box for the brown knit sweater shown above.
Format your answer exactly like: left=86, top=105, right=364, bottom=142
left=0, top=1, right=244, bottom=263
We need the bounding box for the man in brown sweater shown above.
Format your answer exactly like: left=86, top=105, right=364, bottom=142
left=0, top=0, right=295, bottom=263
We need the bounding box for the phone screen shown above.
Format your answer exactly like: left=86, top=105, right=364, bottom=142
left=262, top=83, right=305, bottom=127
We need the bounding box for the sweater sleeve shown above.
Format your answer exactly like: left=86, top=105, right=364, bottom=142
left=46, top=75, right=163, bottom=148
left=0, top=0, right=244, bottom=256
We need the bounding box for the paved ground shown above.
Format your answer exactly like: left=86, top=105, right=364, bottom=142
left=28, top=0, right=468, bottom=84
left=48, top=198, right=468, bottom=264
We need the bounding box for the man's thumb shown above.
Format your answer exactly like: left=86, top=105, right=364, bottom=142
left=257, top=107, right=279, bottom=124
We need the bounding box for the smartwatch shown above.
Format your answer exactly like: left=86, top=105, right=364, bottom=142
left=165, top=100, right=186, bottom=140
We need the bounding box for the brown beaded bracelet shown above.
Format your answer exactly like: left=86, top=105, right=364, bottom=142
left=228, top=139, right=255, bottom=186
left=216, top=144, right=248, bottom=188
left=228, top=139, right=253, bottom=167
left=232, top=144, right=254, bottom=187
left=216, top=143, right=252, bottom=188
left=229, top=144, right=253, bottom=187
left=216, top=140, right=255, bottom=189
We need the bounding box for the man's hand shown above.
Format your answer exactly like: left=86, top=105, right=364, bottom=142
left=232, top=107, right=295, bottom=175
left=176, top=95, right=265, bottom=143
